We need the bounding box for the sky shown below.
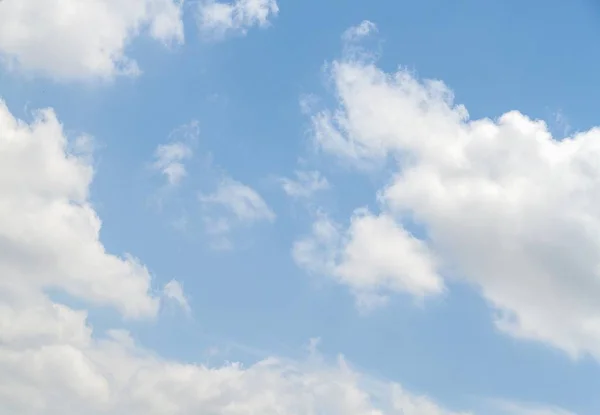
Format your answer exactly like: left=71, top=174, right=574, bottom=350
left=1, top=0, right=600, bottom=414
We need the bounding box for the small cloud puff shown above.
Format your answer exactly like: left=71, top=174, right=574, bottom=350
left=197, top=0, right=279, bottom=38
left=163, top=279, right=191, bottom=314
left=279, top=170, right=330, bottom=199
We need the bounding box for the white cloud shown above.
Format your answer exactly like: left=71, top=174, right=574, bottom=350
left=200, top=177, right=275, bottom=223
left=340, top=21, right=381, bottom=65
left=294, top=210, right=443, bottom=309
left=0, top=99, right=158, bottom=319
left=0, top=89, right=572, bottom=415
left=293, top=213, right=340, bottom=275
left=162, top=279, right=190, bottom=313
left=0, top=0, right=184, bottom=81
left=151, top=120, right=199, bottom=186
left=0, top=100, right=473, bottom=414
left=0, top=298, right=562, bottom=415
left=150, top=121, right=273, bottom=247
left=305, top=27, right=600, bottom=360
left=152, top=142, right=193, bottom=185
left=199, top=177, right=275, bottom=248
left=197, top=0, right=279, bottom=38
left=342, top=20, right=377, bottom=42
left=280, top=170, right=330, bottom=199
left=0, top=304, right=472, bottom=415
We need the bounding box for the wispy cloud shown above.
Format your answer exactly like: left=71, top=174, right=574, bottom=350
left=163, top=279, right=191, bottom=314
left=279, top=170, right=330, bottom=199
left=196, top=0, right=279, bottom=38
left=151, top=120, right=199, bottom=187
left=199, top=177, right=275, bottom=248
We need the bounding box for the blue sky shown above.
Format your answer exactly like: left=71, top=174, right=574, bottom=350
left=1, top=0, right=600, bottom=414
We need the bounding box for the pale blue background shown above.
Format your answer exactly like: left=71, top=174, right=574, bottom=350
left=2, top=0, right=599, bottom=413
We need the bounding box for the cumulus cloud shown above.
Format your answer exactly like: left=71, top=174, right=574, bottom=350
left=0, top=54, right=574, bottom=415
left=0, top=307, right=472, bottom=415
left=0, top=99, right=158, bottom=319
left=304, top=21, right=600, bottom=360
left=0, top=99, right=474, bottom=413
left=293, top=210, right=443, bottom=309
left=197, top=0, right=279, bottom=38
left=0, top=299, right=567, bottom=414
left=0, top=0, right=184, bottom=81
left=280, top=170, right=330, bottom=199
left=0, top=0, right=281, bottom=81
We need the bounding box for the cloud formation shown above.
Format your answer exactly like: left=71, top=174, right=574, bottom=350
left=199, top=177, right=275, bottom=248
left=294, top=210, right=443, bottom=309
left=342, top=20, right=377, bottom=42
left=162, top=279, right=191, bottom=313
left=0, top=315, right=472, bottom=415
left=0, top=101, right=476, bottom=415
left=196, top=0, right=279, bottom=38
left=0, top=0, right=280, bottom=80
left=152, top=142, right=193, bottom=186
left=303, top=21, right=600, bottom=360
left=280, top=170, right=330, bottom=199
left=0, top=100, right=158, bottom=319
left=152, top=120, right=199, bottom=187
left=200, top=177, right=275, bottom=223
left=0, top=0, right=184, bottom=80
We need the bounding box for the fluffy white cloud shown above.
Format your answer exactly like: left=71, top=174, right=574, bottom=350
left=0, top=100, right=158, bottom=318
left=293, top=210, right=443, bottom=309
left=0, top=75, right=573, bottom=415
left=0, top=99, right=475, bottom=414
left=197, top=0, right=279, bottom=38
left=0, top=297, right=563, bottom=415
left=0, top=0, right=184, bottom=81
left=305, top=22, right=600, bottom=360
left=280, top=170, right=330, bottom=199
left=0, top=0, right=282, bottom=81
left=0, top=307, right=471, bottom=415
